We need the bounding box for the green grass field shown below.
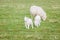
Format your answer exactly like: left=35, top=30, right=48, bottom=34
left=0, top=0, right=60, bottom=40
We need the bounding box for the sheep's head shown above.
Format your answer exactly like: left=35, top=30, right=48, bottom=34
left=42, top=15, right=47, bottom=21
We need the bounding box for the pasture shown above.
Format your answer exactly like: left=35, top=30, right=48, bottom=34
left=0, top=0, right=60, bottom=40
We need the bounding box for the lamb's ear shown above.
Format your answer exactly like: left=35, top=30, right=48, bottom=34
left=24, top=16, right=26, bottom=18
left=24, top=16, right=26, bottom=17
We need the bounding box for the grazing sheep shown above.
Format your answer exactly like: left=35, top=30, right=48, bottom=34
left=24, top=16, right=33, bottom=29
left=34, top=15, right=41, bottom=27
left=30, top=6, right=47, bottom=21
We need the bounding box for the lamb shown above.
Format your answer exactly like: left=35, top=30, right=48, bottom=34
left=24, top=16, right=33, bottom=29
left=34, top=15, right=41, bottom=27
left=30, top=6, right=47, bottom=21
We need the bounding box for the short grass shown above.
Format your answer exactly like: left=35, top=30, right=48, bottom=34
left=0, top=0, right=60, bottom=40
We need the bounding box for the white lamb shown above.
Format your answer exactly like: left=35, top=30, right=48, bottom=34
left=30, top=6, right=47, bottom=21
left=34, top=15, right=41, bottom=27
left=24, top=16, right=33, bottom=29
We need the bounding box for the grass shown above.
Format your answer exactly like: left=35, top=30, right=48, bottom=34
left=0, top=0, right=60, bottom=40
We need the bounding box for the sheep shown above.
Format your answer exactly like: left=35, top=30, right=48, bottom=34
left=34, top=15, right=41, bottom=27
left=30, top=6, right=47, bottom=21
left=24, top=16, right=33, bottom=29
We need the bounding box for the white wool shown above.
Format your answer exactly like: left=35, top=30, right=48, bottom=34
left=30, top=6, right=47, bottom=21
left=24, top=16, right=33, bottom=29
left=34, top=15, right=41, bottom=27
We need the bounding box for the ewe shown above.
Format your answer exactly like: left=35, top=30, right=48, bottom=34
left=30, top=6, right=47, bottom=21
left=34, top=15, right=41, bottom=27
left=24, top=16, right=33, bottom=29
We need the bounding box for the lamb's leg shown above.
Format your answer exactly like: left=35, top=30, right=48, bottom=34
left=27, top=25, right=29, bottom=29
left=31, top=23, right=33, bottom=29
left=25, top=23, right=27, bottom=29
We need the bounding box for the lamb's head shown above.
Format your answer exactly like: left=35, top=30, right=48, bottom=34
left=24, top=16, right=28, bottom=22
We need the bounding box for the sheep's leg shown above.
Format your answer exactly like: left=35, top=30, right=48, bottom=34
left=26, top=26, right=28, bottom=29
left=39, top=21, right=41, bottom=26
left=39, top=23, right=40, bottom=26
left=37, top=25, right=38, bottom=27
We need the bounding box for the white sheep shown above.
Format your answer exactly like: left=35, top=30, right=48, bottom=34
left=34, top=15, right=41, bottom=27
left=24, top=16, right=33, bottom=29
left=30, top=6, right=47, bottom=21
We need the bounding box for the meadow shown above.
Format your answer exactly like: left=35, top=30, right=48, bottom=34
left=0, top=0, right=60, bottom=40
